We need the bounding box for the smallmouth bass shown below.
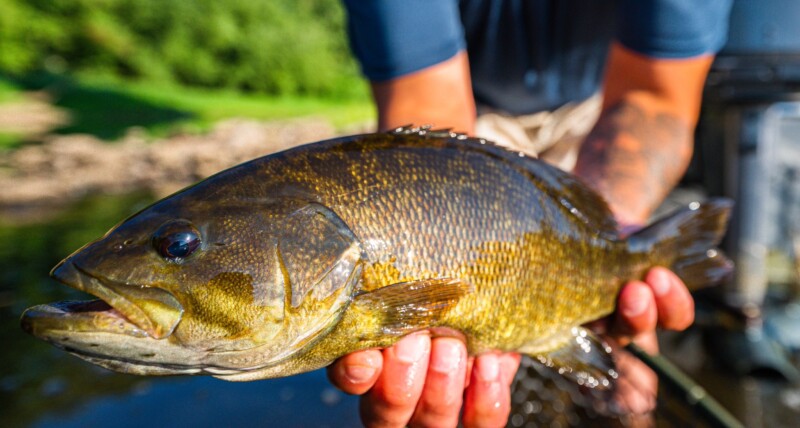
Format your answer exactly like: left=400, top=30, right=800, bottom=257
left=21, top=128, right=732, bottom=388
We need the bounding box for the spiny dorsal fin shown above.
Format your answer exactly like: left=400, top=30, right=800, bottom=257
left=390, top=125, right=468, bottom=140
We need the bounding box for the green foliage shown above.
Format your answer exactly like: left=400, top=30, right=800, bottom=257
left=0, top=132, right=25, bottom=149
left=0, top=78, right=22, bottom=103
left=0, top=0, right=364, bottom=98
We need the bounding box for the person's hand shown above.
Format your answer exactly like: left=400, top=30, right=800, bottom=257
left=608, top=266, right=695, bottom=343
left=594, top=266, right=696, bottom=414
left=327, top=333, right=520, bottom=427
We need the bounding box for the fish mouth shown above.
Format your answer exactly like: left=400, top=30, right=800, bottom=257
left=21, top=260, right=184, bottom=340
left=21, top=299, right=151, bottom=339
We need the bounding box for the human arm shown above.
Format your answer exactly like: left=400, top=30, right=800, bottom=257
left=370, top=51, right=476, bottom=134
left=575, top=42, right=713, bottom=226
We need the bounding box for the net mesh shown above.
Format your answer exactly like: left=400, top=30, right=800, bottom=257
left=502, top=355, right=713, bottom=428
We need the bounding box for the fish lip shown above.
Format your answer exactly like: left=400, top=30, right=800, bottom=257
left=21, top=300, right=149, bottom=339
left=20, top=301, right=207, bottom=375
left=49, top=260, right=184, bottom=339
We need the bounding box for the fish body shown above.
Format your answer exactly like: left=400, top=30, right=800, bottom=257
left=21, top=129, right=732, bottom=385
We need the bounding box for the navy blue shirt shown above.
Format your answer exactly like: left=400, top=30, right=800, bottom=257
left=343, top=0, right=732, bottom=114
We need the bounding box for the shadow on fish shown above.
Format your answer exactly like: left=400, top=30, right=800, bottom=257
left=21, top=127, right=732, bottom=392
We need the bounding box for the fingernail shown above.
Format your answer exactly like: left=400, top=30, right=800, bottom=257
left=650, top=268, right=671, bottom=297
left=622, top=287, right=649, bottom=317
left=395, top=334, right=429, bottom=364
left=498, top=354, right=520, bottom=386
left=430, top=339, right=465, bottom=374
left=344, top=364, right=377, bottom=384
left=477, top=353, right=499, bottom=382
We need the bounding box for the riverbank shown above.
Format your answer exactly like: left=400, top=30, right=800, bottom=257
left=0, top=117, right=369, bottom=223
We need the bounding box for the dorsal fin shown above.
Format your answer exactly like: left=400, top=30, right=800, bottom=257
left=390, top=124, right=466, bottom=139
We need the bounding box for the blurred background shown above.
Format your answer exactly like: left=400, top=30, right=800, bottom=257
left=0, top=1, right=370, bottom=427
left=1, top=1, right=800, bottom=427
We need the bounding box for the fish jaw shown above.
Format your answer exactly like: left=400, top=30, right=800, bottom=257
left=47, top=259, right=184, bottom=339
left=19, top=261, right=201, bottom=375
left=20, top=300, right=208, bottom=376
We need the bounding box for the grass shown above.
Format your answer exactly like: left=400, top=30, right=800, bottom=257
left=0, top=78, right=22, bottom=103
left=65, top=75, right=376, bottom=137
left=0, top=132, right=25, bottom=149
left=1, top=72, right=375, bottom=144
left=118, top=79, right=376, bottom=129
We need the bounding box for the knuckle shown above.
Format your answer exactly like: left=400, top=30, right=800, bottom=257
left=414, top=401, right=460, bottom=425
left=420, top=385, right=462, bottom=412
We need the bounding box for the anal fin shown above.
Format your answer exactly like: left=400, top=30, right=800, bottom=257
left=523, top=326, right=618, bottom=391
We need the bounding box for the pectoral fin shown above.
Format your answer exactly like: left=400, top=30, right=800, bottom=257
left=352, top=278, right=472, bottom=337
left=521, top=326, right=618, bottom=390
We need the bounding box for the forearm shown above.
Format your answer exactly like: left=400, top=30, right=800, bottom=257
left=574, top=43, right=714, bottom=225
left=573, top=98, right=693, bottom=225
left=371, top=51, right=476, bottom=134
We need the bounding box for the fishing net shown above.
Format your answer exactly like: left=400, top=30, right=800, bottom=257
left=504, top=354, right=713, bottom=428
left=507, top=356, right=631, bottom=428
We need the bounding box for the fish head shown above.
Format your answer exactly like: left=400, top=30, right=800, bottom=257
left=21, top=191, right=363, bottom=376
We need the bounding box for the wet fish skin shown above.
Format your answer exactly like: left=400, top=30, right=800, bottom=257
left=21, top=128, right=732, bottom=384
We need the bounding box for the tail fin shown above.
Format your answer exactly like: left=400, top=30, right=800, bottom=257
left=627, top=198, right=734, bottom=290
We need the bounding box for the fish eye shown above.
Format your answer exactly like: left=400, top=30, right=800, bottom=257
left=152, top=220, right=202, bottom=262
